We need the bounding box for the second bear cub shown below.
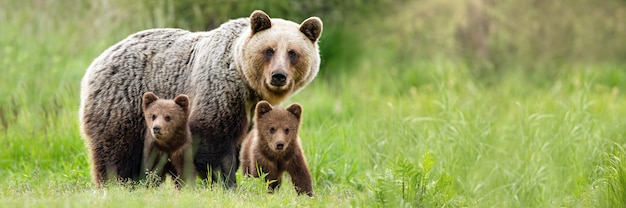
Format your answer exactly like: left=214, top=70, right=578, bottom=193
left=240, top=101, right=313, bottom=196
left=142, top=92, right=195, bottom=188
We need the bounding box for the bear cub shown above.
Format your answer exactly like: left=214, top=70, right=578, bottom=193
left=142, top=92, right=195, bottom=188
left=240, top=101, right=313, bottom=196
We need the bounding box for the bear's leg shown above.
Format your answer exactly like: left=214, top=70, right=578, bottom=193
left=90, top=155, right=109, bottom=187
left=193, top=160, right=208, bottom=182
left=192, top=148, right=215, bottom=185
left=82, top=94, right=145, bottom=187
left=266, top=172, right=283, bottom=194
left=90, top=137, right=143, bottom=187
left=254, top=161, right=282, bottom=193
left=191, top=119, right=247, bottom=188
left=181, top=147, right=197, bottom=187
left=287, top=158, right=314, bottom=197
left=193, top=153, right=223, bottom=186
left=169, top=148, right=196, bottom=189
left=141, top=147, right=170, bottom=188
left=241, top=158, right=257, bottom=177
left=119, top=144, right=144, bottom=183
left=218, top=142, right=238, bottom=188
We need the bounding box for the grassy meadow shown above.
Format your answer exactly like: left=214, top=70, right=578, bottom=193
left=2, top=0, right=626, bottom=207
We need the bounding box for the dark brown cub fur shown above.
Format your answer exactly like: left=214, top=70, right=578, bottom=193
left=142, top=92, right=195, bottom=188
left=240, top=101, right=313, bottom=196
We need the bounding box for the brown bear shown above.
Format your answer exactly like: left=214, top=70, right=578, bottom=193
left=79, top=10, right=322, bottom=187
left=141, top=92, right=195, bottom=189
left=240, top=101, right=313, bottom=197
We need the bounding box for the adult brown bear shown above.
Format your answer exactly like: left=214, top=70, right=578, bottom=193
left=79, top=10, right=322, bottom=188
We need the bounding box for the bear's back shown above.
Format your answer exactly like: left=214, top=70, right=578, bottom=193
left=79, top=20, right=249, bottom=185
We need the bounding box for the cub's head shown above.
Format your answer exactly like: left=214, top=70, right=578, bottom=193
left=237, top=10, right=323, bottom=105
left=142, top=92, right=190, bottom=143
left=254, top=101, right=302, bottom=153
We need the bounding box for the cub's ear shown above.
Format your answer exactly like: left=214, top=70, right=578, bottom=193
left=174, top=94, right=190, bottom=113
left=142, top=92, right=159, bottom=111
left=256, top=101, right=273, bottom=117
left=286, top=103, right=302, bottom=120
left=299, top=17, right=323, bottom=42
left=250, top=10, right=272, bottom=34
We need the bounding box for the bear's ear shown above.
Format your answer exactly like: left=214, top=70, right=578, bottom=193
left=174, top=94, right=190, bottom=113
left=299, top=17, right=323, bottom=42
left=142, top=92, right=159, bottom=111
left=250, top=10, right=272, bottom=34
left=286, top=103, right=302, bottom=120
left=256, top=101, right=273, bottom=117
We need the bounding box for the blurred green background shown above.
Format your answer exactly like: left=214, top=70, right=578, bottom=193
left=161, top=0, right=626, bottom=79
left=2, top=0, right=626, bottom=207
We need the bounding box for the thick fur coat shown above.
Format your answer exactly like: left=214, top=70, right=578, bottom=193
left=240, top=101, right=313, bottom=196
left=141, top=92, right=195, bottom=188
left=79, top=10, right=322, bottom=187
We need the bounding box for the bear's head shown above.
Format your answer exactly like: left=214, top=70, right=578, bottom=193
left=254, top=101, right=302, bottom=154
left=236, top=10, right=323, bottom=105
left=142, top=92, right=190, bottom=146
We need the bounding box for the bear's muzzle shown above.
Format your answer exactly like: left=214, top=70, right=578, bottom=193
left=270, top=71, right=287, bottom=86
left=275, top=141, right=285, bottom=151
left=152, top=125, right=162, bottom=136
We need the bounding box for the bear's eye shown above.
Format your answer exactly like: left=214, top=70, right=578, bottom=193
left=284, top=128, right=289, bottom=134
left=288, top=50, right=298, bottom=61
left=151, top=114, right=156, bottom=121
left=164, top=115, right=171, bottom=122
left=269, top=127, right=276, bottom=134
left=264, top=48, right=274, bottom=58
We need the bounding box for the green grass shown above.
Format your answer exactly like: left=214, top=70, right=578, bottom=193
left=2, top=0, right=626, bottom=207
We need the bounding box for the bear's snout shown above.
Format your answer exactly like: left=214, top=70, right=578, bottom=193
left=270, top=71, right=287, bottom=86
left=275, top=141, right=285, bottom=151
left=152, top=125, right=161, bottom=135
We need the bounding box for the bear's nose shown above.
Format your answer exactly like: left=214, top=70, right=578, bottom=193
left=275, top=141, right=284, bottom=150
left=270, top=71, right=287, bottom=86
left=152, top=125, right=161, bottom=135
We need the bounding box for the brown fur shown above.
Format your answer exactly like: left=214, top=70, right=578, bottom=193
left=79, top=10, right=322, bottom=188
left=141, top=92, right=195, bottom=188
left=234, top=11, right=322, bottom=105
left=240, top=101, right=313, bottom=197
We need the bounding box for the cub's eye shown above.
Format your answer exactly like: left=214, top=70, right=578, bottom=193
left=284, top=128, right=290, bottom=134
left=264, top=48, right=274, bottom=57
left=288, top=50, right=298, bottom=60
left=164, top=115, right=171, bottom=122
left=269, top=127, right=276, bottom=134
left=151, top=114, right=156, bottom=121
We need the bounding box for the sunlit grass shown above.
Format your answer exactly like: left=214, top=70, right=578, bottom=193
left=2, top=0, right=626, bottom=207
left=288, top=58, right=626, bottom=207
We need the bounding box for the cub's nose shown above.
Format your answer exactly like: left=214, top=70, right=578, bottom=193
left=270, top=71, right=287, bottom=86
left=152, top=125, right=161, bottom=135
left=275, top=141, right=285, bottom=150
